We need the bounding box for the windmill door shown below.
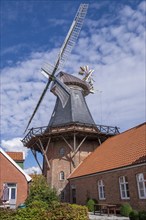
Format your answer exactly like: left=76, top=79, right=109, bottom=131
left=7, top=183, right=17, bottom=208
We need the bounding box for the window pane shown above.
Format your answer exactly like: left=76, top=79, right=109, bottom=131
left=60, top=171, right=64, bottom=180
left=127, top=190, right=130, bottom=198
left=125, top=176, right=128, bottom=182
left=11, top=188, right=16, bottom=199
left=139, top=182, right=144, bottom=190
left=140, top=189, right=145, bottom=197
left=98, top=180, right=102, bottom=185
left=59, top=148, right=65, bottom=156
left=126, top=183, right=129, bottom=191
left=122, top=190, right=126, bottom=198
left=138, top=173, right=144, bottom=181
left=119, top=177, right=124, bottom=183
left=121, top=184, right=125, bottom=190
left=7, top=183, right=16, bottom=187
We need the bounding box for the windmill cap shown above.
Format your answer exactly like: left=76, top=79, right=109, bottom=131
left=58, top=71, right=90, bottom=93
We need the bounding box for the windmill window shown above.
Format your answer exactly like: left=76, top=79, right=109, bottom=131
left=59, top=171, right=65, bottom=180
left=59, top=147, right=65, bottom=156
left=136, top=173, right=146, bottom=199
left=119, top=176, right=130, bottom=199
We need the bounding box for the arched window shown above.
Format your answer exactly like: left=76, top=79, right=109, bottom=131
left=98, top=180, right=105, bottom=200
left=119, top=176, right=130, bottom=199
left=59, top=171, right=65, bottom=180
left=136, top=173, right=146, bottom=199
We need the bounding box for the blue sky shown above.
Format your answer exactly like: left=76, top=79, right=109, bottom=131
left=1, top=0, right=145, bottom=174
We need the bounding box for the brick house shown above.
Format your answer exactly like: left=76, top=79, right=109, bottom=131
left=0, top=148, right=31, bottom=208
left=68, top=122, right=146, bottom=210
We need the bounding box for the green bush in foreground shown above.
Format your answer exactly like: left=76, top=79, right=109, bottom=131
left=0, top=203, right=89, bottom=220
left=0, top=208, right=16, bottom=220
left=139, top=211, right=146, bottom=220
left=25, top=175, right=59, bottom=206
left=129, top=210, right=139, bottom=220
left=120, top=203, right=133, bottom=217
left=49, top=203, right=89, bottom=220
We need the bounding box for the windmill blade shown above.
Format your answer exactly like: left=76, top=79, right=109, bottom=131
left=58, top=3, right=88, bottom=70
left=24, top=78, right=52, bottom=133
left=43, top=4, right=89, bottom=72
left=24, top=67, right=57, bottom=133
left=24, top=4, right=88, bottom=132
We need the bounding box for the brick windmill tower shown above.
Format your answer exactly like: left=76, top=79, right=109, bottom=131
left=22, top=4, right=119, bottom=202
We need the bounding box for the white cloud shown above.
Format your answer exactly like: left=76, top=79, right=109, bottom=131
left=1, top=138, right=29, bottom=157
left=1, top=0, right=145, bottom=145
left=24, top=166, right=42, bottom=175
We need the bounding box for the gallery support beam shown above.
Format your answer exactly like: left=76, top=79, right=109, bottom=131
left=37, top=138, right=51, bottom=170
left=31, top=149, right=43, bottom=172
left=71, top=136, right=87, bottom=158
left=61, top=134, right=87, bottom=159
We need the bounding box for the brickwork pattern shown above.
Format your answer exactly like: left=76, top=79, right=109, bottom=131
left=69, top=165, right=146, bottom=210
left=43, top=138, right=98, bottom=202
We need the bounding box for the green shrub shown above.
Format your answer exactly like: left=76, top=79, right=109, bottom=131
left=25, top=175, right=58, bottom=206
left=50, top=203, right=89, bottom=220
left=120, top=203, right=133, bottom=217
left=139, top=211, right=146, bottom=220
left=70, top=204, right=89, bottom=220
left=129, top=210, right=139, bottom=220
left=0, top=203, right=89, bottom=220
left=27, top=200, right=49, bottom=210
left=86, top=199, right=96, bottom=212
left=0, top=209, right=16, bottom=220
left=15, top=207, right=49, bottom=220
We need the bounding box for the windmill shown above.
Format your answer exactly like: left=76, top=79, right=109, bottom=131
left=24, top=3, right=89, bottom=133
left=22, top=3, right=119, bottom=203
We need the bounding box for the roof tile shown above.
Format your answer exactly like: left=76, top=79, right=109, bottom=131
left=69, top=122, right=146, bottom=179
left=6, top=152, right=24, bottom=161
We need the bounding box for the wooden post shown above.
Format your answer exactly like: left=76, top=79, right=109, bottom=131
left=37, top=139, right=51, bottom=169
left=31, top=149, right=43, bottom=172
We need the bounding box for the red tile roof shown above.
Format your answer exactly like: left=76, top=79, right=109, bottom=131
left=6, top=152, right=24, bottom=161
left=69, top=122, right=146, bottom=179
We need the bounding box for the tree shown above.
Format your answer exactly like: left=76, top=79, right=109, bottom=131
left=25, top=175, right=59, bottom=206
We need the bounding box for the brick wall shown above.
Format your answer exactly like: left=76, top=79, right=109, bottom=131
left=0, top=153, right=29, bottom=206
left=43, top=137, right=99, bottom=202
left=69, top=164, right=146, bottom=210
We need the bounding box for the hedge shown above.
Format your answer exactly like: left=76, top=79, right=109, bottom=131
left=0, top=203, right=89, bottom=220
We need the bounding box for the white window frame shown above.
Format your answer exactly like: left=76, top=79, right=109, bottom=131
left=98, top=180, right=105, bottom=200
left=7, top=183, right=17, bottom=201
left=119, top=176, right=130, bottom=199
left=136, top=173, right=146, bottom=199
left=59, top=171, right=65, bottom=180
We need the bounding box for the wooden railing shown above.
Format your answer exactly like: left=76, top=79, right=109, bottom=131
left=22, top=122, right=119, bottom=146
